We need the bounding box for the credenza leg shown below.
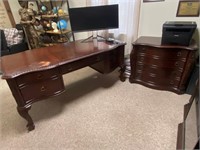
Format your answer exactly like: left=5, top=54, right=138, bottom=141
left=129, top=76, right=134, bottom=83
left=119, top=73, right=126, bottom=82
left=17, top=106, right=35, bottom=131
left=119, top=67, right=126, bottom=82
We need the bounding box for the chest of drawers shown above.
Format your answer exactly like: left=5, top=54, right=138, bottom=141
left=129, top=36, right=198, bottom=94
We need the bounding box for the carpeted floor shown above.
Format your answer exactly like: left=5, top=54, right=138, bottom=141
left=0, top=67, right=190, bottom=150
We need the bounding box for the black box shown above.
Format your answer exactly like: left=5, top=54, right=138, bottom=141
left=161, top=21, right=197, bottom=46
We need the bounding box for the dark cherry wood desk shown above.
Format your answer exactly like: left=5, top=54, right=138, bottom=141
left=1, top=40, right=125, bottom=131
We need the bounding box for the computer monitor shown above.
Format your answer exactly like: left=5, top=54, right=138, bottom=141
left=69, top=4, right=119, bottom=33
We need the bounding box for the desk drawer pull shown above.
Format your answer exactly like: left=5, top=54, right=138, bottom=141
left=37, top=74, right=43, bottom=79
left=177, top=52, right=181, bottom=56
left=40, top=86, right=46, bottom=92
left=139, top=57, right=144, bottom=62
left=67, top=65, right=73, bottom=71
left=96, top=56, right=101, bottom=61
left=142, top=47, right=146, bottom=51
left=175, top=62, right=179, bottom=66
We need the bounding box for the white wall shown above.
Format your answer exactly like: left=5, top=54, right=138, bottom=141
left=7, top=0, right=21, bottom=24
left=138, top=0, right=200, bottom=47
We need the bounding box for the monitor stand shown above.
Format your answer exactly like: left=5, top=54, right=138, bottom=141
left=81, top=31, right=106, bottom=43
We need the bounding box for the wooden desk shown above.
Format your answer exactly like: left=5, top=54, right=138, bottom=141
left=1, top=40, right=125, bottom=131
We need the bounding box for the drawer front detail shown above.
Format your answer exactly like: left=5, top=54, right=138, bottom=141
left=136, top=46, right=188, bottom=60
left=60, top=54, right=104, bottom=74
left=16, top=68, right=60, bottom=86
left=19, top=76, right=65, bottom=103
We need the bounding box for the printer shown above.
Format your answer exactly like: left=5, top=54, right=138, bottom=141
left=161, top=21, right=197, bottom=46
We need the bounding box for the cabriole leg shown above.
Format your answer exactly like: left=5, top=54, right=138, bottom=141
left=17, top=106, right=35, bottom=131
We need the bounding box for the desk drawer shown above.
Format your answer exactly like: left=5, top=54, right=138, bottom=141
left=136, top=55, right=185, bottom=68
left=134, top=64, right=183, bottom=79
left=61, top=54, right=104, bottom=74
left=19, top=76, right=65, bottom=102
left=16, top=68, right=60, bottom=86
left=133, top=71, right=180, bottom=88
left=136, top=46, right=188, bottom=60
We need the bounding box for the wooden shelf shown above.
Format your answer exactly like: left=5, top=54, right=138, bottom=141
left=40, top=14, right=69, bottom=18
left=36, top=29, right=71, bottom=34
left=41, top=38, right=69, bottom=46
left=33, top=0, right=73, bottom=47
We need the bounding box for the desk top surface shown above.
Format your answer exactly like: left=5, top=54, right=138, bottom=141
left=1, top=40, right=125, bottom=79
left=133, top=36, right=198, bottom=50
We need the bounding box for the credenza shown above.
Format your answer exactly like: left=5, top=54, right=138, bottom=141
left=129, top=36, right=198, bottom=94
left=1, top=40, right=125, bottom=131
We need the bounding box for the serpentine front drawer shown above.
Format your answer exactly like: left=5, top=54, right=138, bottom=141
left=18, top=76, right=65, bottom=103
left=16, top=68, right=60, bottom=86
left=136, top=46, right=188, bottom=60
left=15, top=68, right=65, bottom=103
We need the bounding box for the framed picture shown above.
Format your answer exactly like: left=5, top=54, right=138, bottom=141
left=176, top=1, right=200, bottom=17
left=143, top=0, right=164, bottom=2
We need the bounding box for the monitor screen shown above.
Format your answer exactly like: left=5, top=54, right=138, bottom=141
left=69, top=4, right=119, bottom=32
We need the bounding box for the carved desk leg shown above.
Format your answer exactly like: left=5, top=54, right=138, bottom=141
left=17, top=105, right=35, bottom=131
left=118, top=45, right=126, bottom=82
left=6, top=79, right=35, bottom=131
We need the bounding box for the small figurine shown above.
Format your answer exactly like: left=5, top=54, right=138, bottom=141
left=18, top=0, right=40, bottom=49
left=58, top=8, right=64, bottom=16
left=40, top=19, right=52, bottom=31
left=34, top=19, right=43, bottom=31
left=40, top=5, right=48, bottom=14
left=57, top=19, right=67, bottom=30
left=52, top=22, right=59, bottom=33
left=52, top=6, right=59, bottom=14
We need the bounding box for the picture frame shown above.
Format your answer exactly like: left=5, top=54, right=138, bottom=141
left=176, top=1, right=200, bottom=17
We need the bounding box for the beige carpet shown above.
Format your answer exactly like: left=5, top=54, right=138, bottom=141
left=0, top=67, right=190, bottom=150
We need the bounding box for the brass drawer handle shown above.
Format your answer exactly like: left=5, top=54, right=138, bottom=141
left=175, top=62, right=179, bottom=66
left=149, top=73, right=156, bottom=77
left=153, top=55, right=159, bottom=59
left=178, top=68, right=183, bottom=72
left=191, top=54, right=195, bottom=58
left=37, top=74, right=43, bottom=79
left=177, top=52, right=181, bottom=56
left=142, top=47, right=146, bottom=51
left=170, top=81, right=174, bottom=85
left=40, top=86, right=46, bottom=92
left=140, top=57, right=144, bottom=62
left=96, top=56, right=101, bottom=61
left=150, top=65, right=157, bottom=69
left=137, top=65, right=143, bottom=70
left=67, top=65, right=73, bottom=71
left=136, top=70, right=142, bottom=73
left=176, top=77, right=180, bottom=81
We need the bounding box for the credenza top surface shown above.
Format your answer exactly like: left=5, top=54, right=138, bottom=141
left=133, top=36, right=198, bottom=50
left=1, top=40, right=125, bottom=79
